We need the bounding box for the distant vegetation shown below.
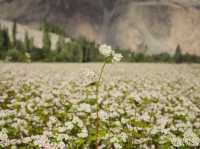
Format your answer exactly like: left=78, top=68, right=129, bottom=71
left=0, top=21, right=200, bottom=63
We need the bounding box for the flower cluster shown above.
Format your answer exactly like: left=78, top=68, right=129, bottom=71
left=99, top=44, right=123, bottom=62
left=0, top=63, right=199, bottom=148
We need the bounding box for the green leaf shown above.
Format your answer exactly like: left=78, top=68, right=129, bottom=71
left=158, top=143, right=172, bottom=149
left=130, top=119, right=150, bottom=128
left=85, top=81, right=98, bottom=87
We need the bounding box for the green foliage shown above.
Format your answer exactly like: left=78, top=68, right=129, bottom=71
left=41, top=20, right=65, bottom=35
left=24, top=32, right=30, bottom=50
left=12, top=20, right=17, bottom=47
left=0, top=23, right=200, bottom=63
left=76, top=37, right=101, bottom=62
left=0, top=28, right=11, bottom=59
left=153, top=52, right=172, bottom=62
left=5, top=48, right=28, bottom=62
left=72, top=46, right=83, bottom=62
left=42, top=26, right=51, bottom=51
left=174, top=44, right=183, bottom=63
left=27, top=48, right=46, bottom=61
left=56, top=35, right=65, bottom=52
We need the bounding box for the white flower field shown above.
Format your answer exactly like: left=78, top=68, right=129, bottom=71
left=0, top=63, right=200, bottom=149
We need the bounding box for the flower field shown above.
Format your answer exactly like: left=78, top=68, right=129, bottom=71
left=0, top=63, right=200, bottom=149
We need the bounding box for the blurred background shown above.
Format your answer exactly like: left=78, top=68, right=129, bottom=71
left=0, top=0, right=200, bottom=63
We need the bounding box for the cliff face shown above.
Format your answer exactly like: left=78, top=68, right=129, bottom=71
left=0, top=0, right=200, bottom=54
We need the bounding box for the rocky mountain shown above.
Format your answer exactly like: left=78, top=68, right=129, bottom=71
left=0, top=0, right=200, bottom=54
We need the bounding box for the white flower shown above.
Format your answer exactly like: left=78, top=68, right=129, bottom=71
left=120, top=132, right=128, bottom=142
left=77, top=129, right=88, bottom=138
left=114, top=143, right=122, bottom=149
left=57, top=141, right=66, bottom=149
left=170, top=136, right=183, bottom=147
left=99, top=110, right=109, bottom=121
left=112, top=53, right=123, bottom=62
left=0, top=129, right=8, bottom=142
left=58, top=127, right=67, bottom=133
left=99, top=44, right=113, bottom=57
left=79, top=103, right=91, bottom=113
left=183, top=129, right=200, bottom=147
left=140, top=112, right=150, bottom=122
left=72, top=116, right=84, bottom=127
left=65, top=122, right=74, bottom=130
left=22, top=137, right=32, bottom=144
left=33, top=135, right=50, bottom=148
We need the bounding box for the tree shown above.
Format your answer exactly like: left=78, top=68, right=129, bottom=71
left=0, top=28, right=11, bottom=59
left=29, top=37, right=34, bottom=49
left=41, top=20, right=65, bottom=35
left=153, top=53, right=171, bottom=62
left=56, top=35, right=65, bottom=52
left=24, top=31, right=30, bottom=50
left=42, top=27, right=51, bottom=51
left=134, top=52, right=145, bottom=62
left=6, top=48, right=27, bottom=62
left=72, top=41, right=83, bottom=62
left=12, top=20, right=17, bottom=47
left=174, top=44, right=183, bottom=63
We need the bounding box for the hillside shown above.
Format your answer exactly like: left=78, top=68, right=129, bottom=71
left=0, top=19, right=70, bottom=50
left=0, top=0, right=200, bottom=54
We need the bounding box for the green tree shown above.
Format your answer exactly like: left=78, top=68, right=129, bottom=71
left=42, top=27, right=51, bottom=51
left=135, top=52, right=145, bottom=62
left=41, top=20, right=65, bottom=35
left=24, top=32, right=30, bottom=50
left=72, top=41, right=83, bottom=62
left=12, top=20, right=17, bottom=47
left=76, top=37, right=101, bottom=62
left=174, top=44, right=183, bottom=63
left=0, top=28, right=11, bottom=59
left=153, top=53, right=171, bottom=62
left=29, top=37, right=34, bottom=49
left=56, top=35, right=65, bottom=52
left=6, top=48, right=26, bottom=62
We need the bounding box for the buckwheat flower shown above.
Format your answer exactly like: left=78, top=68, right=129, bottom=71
left=183, top=129, right=200, bottom=147
left=121, top=118, right=128, bottom=124
left=33, top=135, right=50, bottom=148
left=21, top=137, right=32, bottom=144
left=140, top=112, right=150, bottom=122
left=114, top=143, right=122, bottom=149
left=0, top=129, right=8, bottom=140
left=57, top=141, right=66, bottom=149
left=0, top=130, right=8, bottom=146
left=72, top=116, right=84, bottom=127
left=99, top=110, right=109, bottom=121
left=49, top=116, right=57, bottom=124
left=99, top=44, right=113, bottom=57
left=120, top=132, right=128, bottom=142
left=58, top=127, right=67, bottom=133
left=170, top=136, right=183, bottom=147
left=65, top=122, right=74, bottom=130
left=110, top=136, right=119, bottom=143
left=77, top=129, right=88, bottom=138
left=79, top=103, right=91, bottom=113
left=112, top=53, right=123, bottom=62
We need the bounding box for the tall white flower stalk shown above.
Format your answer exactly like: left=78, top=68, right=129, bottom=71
left=95, top=44, right=123, bottom=149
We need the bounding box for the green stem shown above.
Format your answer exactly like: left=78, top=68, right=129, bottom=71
left=96, top=62, right=106, bottom=149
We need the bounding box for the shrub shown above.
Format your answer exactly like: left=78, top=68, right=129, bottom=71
left=5, top=48, right=27, bottom=62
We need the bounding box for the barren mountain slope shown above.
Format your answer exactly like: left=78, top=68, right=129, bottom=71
left=0, top=0, right=200, bottom=54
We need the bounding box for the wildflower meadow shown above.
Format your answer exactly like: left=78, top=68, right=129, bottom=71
left=0, top=45, right=200, bottom=149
